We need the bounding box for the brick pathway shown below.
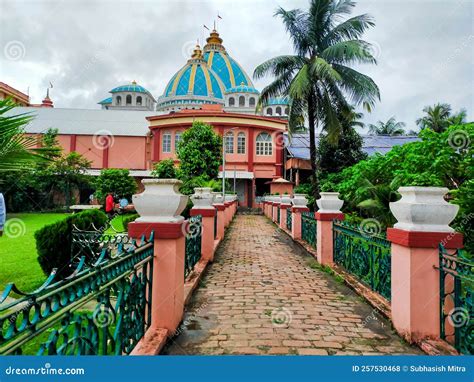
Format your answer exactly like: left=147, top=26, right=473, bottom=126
left=164, top=215, right=421, bottom=355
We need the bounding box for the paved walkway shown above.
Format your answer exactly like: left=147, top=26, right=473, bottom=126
left=164, top=215, right=421, bottom=355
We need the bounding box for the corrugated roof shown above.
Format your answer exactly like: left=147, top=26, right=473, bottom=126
left=5, top=107, right=162, bottom=136
left=284, top=133, right=420, bottom=160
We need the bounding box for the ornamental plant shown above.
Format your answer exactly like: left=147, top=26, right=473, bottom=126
left=151, top=159, right=177, bottom=179
left=94, top=169, right=137, bottom=202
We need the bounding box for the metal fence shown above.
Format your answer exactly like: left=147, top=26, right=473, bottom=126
left=185, top=215, right=202, bottom=278
left=0, top=232, right=154, bottom=355
left=286, top=209, right=292, bottom=231
left=438, top=244, right=473, bottom=355
left=277, top=208, right=280, bottom=224
left=333, top=220, right=391, bottom=300
left=301, top=211, right=317, bottom=247
left=214, top=208, right=218, bottom=240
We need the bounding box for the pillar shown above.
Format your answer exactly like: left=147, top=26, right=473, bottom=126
left=214, top=203, right=225, bottom=240
left=387, top=187, right=463, bottom=343
left=291, top=206, right=308, bottom=240
left=279, top=203, right=290, bottom=230
left=190, top=188, right=217, bottom=262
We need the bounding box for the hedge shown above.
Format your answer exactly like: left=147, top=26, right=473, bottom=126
left=35, top=209, right=108, bottom=278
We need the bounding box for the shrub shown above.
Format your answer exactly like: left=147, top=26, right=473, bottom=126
left=94, top=169, right=137, bottom=202
left=35, top=209, right=108, bottom=277
left=122, top=213, right=139, bottom=230
left=151, top=159, right=176, bottom=179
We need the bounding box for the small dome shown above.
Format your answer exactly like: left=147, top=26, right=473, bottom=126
left=266, top=96, right=290, bottom=106
left=110, top=81, right=151, bottom=94
left=225, top=82, right=259, bottom=94
left=157, top=44, right=226, bottom=110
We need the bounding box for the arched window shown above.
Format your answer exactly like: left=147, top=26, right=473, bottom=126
left=126, top=95, right=132, bottom=105
left=116, top=96, right=122, bottom=106
left=229, top=97, right=235, bottom=107
left=284, top=107, right=289, bottom=115
left=256, top=132, right=272, bottom=156
left=162, top=132, right=171, bottom=153
left=136, top=96, right=142, bottom=106
left=225, top=131, right=234, bottom=154
left=237, top=132, right=246, bottom=154
left=239, top=96, right=245, bottom=107
left=249, top=97, right=255, bottom=107
left=276, top=106, right=282, bottom=115
left=266, top=108, right=272, bottom=116
left=175, top=131, right=182, bottom=151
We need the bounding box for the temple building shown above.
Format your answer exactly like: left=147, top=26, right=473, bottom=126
left=4, top=28, right=417, bottom=207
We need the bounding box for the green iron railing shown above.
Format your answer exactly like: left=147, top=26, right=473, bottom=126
left=286, top=209, right=292, bottom=231
left=438, top=244, right=473, bottom=355
left=0, top=232, right=154, bottom=355
left=333, top=220, right=391, bottom=300
left=185, top=215, right=202, bottom=278
left=277, top=208, right=280, bottom=224
left=301, top=211, right=316, bottom=247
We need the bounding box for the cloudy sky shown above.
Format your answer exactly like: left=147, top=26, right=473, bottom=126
left=1, top=0, right=472, bottom=130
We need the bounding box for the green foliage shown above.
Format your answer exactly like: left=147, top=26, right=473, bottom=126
left=368, top=116, right=406, bottom=136
left=94, top=169, right=137, bottom=202
left=35, top=209, right=108, bottom=277
left=416, top=103, right=467, bottom=133
left=319, top=127, right=367, bottom=174
left=122, top=213, right=139, bottom=230
left=151, top=159, right=177, bottom=179
left=321, top=123, right=473, bottom=250
left=0, top=99, right=59, bottom=170
left=177, top=121, right=222, bottom=180
left=293, top=182, right=315, bottom=210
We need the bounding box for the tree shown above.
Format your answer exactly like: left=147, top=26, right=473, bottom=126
left=94, top=169, right=137, bottom=202
left=0, top=99, right=58, bottom=171
left=319, top=107, right=367, bottom=174
left=151, top=159, right=177, bottom=179
left=416, top=103, right=467, bottom=133
left=254, top=0, right=380, bottom=200
left=42, top=152, right=92, bottom=207
left=177, top=121, right=222, bottom=180
left=368, top=116, right=406, bottom=136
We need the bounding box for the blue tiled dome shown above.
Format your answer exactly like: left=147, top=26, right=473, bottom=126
left=157, top=45, right=226, bottom=110
left=225, top=83, right=259, bottom=94
left=266, top=96, right=290, bottom=106
left=110, top=82, right=150, bottom=94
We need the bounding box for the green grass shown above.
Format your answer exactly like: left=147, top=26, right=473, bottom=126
left=0, top=213, right=69, bottom=293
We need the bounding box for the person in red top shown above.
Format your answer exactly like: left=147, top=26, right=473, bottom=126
left=105, top=193, right=114, bottom=219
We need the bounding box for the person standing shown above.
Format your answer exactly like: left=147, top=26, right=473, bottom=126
left=105, top=193, right=114, bottom=219
left=0, top=193, right=5, bottom=237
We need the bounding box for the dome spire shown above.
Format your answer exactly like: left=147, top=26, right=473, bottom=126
left=204, top=28, right=225, bottom=52
left=189, top=42, right=204, bottom=61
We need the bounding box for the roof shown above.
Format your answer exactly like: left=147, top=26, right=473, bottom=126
left=225, top=83, right=259, bottom=94
left=110, top=83, right=150, bottom=94
left=285, top=133, right=420, bottom=159
left=98, top=97, right=112, bottom=105
left=5, top=107, right=160, bottom=136
left=204, top=49, right=254, bottom=90
left=266, top=96, right=290, bottom=106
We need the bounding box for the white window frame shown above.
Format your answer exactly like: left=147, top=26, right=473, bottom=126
left=225, top=132, right=234, bottom=154
left=174, top=132, right=182, bottom=152
left=256, top=132, right=272, bottom=156
left=237, top=132, right=246, bottom=154
left=162, top=132, right=171, bottom=153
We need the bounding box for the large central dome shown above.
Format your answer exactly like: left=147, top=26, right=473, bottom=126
left=156, top=44, right=226, bottom=112
left=203, top=30, right=254, bottom=89
left=156, top=29, right=258, bottom=113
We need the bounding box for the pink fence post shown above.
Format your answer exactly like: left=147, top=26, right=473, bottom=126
left=291, top=194, right=309, bottom=239
left=315, top=192, right=345, bottom=265
left=213, top=203, right=225, bottom=240
left=279, top=195, right=292, bottom=230
left=387, top=187, right=463, bottom=343
left=128, top=179, right=188, bottom=334
left=190, top=188, right=216, bottom=262
left=272, top=197, right=281, bottom=223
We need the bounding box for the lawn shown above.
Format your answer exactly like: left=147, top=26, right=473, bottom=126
left=0, top=213, right=69, bottom=294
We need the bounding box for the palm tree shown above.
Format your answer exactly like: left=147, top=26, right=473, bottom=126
left=0, top=98, right=55, bottom=171
left=254, top=0, right=379, bottom=199
left=416, top=103, right=466, bottom=133
left=368, top=117, right=406, bottom=136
